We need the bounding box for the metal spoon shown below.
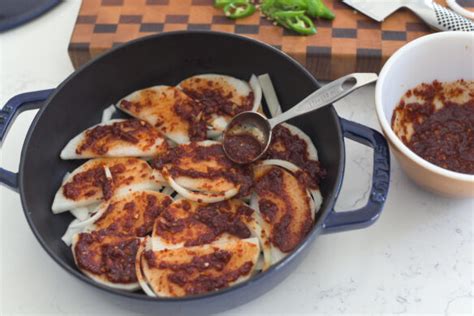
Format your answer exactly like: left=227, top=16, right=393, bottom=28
left=223, top=73, right=378, bottom=164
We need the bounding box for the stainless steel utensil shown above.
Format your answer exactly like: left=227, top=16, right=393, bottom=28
left=342, top=0, right=474, bottom=32
left=223, top=73, right=378, bottom=164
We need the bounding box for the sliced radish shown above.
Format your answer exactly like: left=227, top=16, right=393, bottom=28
left=160, top=186, right=175, bottom=196
left=101, top=104, right=117, bottom=122
left=250, top=193, right=272, bottom=270
left=281, top=123, right=319, bottom=160
left=61, top=220, right=83, bottom=246
left=69, top=203, right=98, bottom=221
left=70, top=208, right=89, bottom=221
left=135, top=238, right=157, bottom=297
left=249, top=74, right=262, bottom=112
left=71, top=234, right=141, bottom=291
left=258, top=159, right=321, bottom=219
left=165, top=173, right=238, bottom=203
left=258, top=74, right=282, bottom=117
left=60, top=119, right=167, bottom=160
left=209, top=115, right=228, bottom=132
left=259, top=159, right=301, bottom=173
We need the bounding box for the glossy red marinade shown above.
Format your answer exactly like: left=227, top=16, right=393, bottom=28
left=264, top=125, right=326, bottom=189
left=151, top=143, right=254, bottom=197
left=76, top=119, right=159, bottom=155
left=144, top=249, right=254, bottom=295
left=254, top=167, right=312, bottom=253
left=393, top=80, right=474, bottom=174
left=63, top=163, right=126, bottom=201
left=74, top=232, right=140, bottom=284
left=223, top=133, right=263, bottom=163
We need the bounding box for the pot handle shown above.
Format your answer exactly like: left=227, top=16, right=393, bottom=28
left=0, top=89, right=54, bottom=191
left=322, top=118, right=390, bottom=234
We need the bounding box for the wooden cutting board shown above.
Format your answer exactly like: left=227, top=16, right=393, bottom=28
left=68, top=0, right=474, bottom=80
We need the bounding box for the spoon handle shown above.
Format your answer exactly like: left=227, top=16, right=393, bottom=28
left=268, top=73, right=378, bottom=128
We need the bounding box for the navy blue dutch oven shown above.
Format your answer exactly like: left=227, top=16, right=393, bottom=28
left=0, top=31, right=390, bottom=309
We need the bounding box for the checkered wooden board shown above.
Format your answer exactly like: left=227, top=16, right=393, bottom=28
left=68, top=0, right=474, bottom=80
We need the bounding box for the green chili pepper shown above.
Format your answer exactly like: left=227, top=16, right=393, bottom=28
left=260, top=0, right=277, bottom=16
left=224, top=0, right=256, bottom=19
left=274, top=0, right=308, bottom=11
left=235, top=0, right=328, bottom=35
left=306, top=0, right=335, bottom=20
left=272, top=10, right=316, bottom=35
left=272, top=9, right=306, bottom=19
left=286, top=14, right=316, bottom=35
left=214, top=0, right=233, bottom=9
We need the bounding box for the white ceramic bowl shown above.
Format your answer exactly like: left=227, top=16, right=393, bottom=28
left=375, top=32, right=474, bottom=197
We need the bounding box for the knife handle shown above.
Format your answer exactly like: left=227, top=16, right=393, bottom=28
left=407, top=1, right=474, bottom=32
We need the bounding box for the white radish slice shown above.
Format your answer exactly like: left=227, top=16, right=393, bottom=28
left=101, top=104, right=117, bottom=122
left=158, top=140, right=242, bottom=198
left=249, top=74, right=262, bottom=112
left=141, top=238, right=260, bottom=297
left=71, top=233, right=141, bottom=291
left=260, top=159, right=300, bottom=173
left=178, top=74, right=254, bottom=133
left=63, top=205, right=100, bottom=245
left=209, top=115, right=228, bottom=132
left=281, top=123, right=319, bottom=160
left=173, top=194, right=184, bottom=200
left=70, top=208, right=89, bottom=221
left=117, top=85, right=201, bottom=145
left=60, top=119, right=167, bottom=160
left=152, top=169, right=166, bottom=184
left=255, top=254, right=265, bottom=272
left=69, top=203, right=98, bottom=221
left=259, top=159, right=321, bottom=219
left=160, top=186, right=175, bottom=196
left=252, top=165, right=315, bottom=267
left=264, top=124, right=323, bottom=217
left=165, top=174, right=238, bottom=203
left=104, top=165, right=112, bottom=179
left=310, top=189, right=323, bottom=217
left=173, top=176, right=236, bottom=194
left=135, top=238, right=157, bottom=297
left=250, top=194, right=288, bottom=267
left=71, top=190, right=173, bottom=236
left=206, top=129, right=223, bottom=139
left=68, top=207, right=106, bottom=230
left=61, top=219, right=83, bottom=246
left=178, top=74, right=253, bottom=104
left=151, top=233, right=237, bottom=251
left=152, top=198, right=262, bottom=251
left=52, top=158, right=162, bottom=213
left=258, top=74, right=282, bottom=117
left=249, top=194, right=272, bottom=270
left=62, top=172, right=71, bottom=184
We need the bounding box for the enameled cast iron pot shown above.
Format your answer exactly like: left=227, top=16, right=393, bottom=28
left=0, top=31, right=390, bottom=307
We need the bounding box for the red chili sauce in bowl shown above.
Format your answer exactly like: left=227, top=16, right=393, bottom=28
left=392, top=80, right=474, bottom=174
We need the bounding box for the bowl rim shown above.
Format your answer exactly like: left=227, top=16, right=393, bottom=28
left=375, top=31, right=474, bottom=182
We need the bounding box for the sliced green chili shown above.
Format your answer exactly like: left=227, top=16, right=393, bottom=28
left=218, top=0, right=331, bottom=34
left=261, top=0, right=277, bottom=15
left=274, top=0, right=308, bottom=11
left=306, top=0, right=335, bottom=20
left=214, top=0, right=233, bottom=9
left=272, top=10, right=316, bottom=35
left=224, top=1, right=256, bottom=19
left=286, top=14, right=317, bottom=35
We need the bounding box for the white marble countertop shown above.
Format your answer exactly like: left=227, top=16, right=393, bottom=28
left=0, top=1, right=472, bottom=315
